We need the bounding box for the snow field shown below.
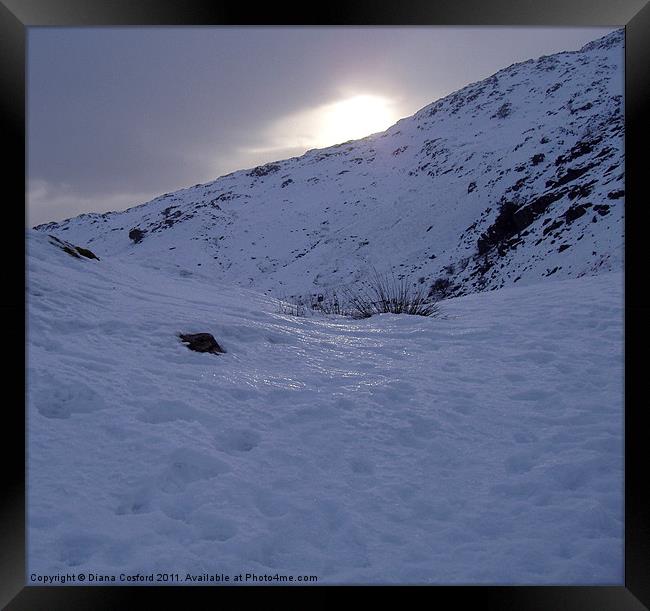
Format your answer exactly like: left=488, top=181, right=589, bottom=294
left=27, top=232, right=623, bottom=583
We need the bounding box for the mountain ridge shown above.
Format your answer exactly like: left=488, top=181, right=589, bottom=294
left=35, top=29, right=624, bottom=301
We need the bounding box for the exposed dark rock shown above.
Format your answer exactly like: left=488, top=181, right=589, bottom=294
left=492, top=103, right=512, bottom=119
left=477, top=189, right=567, bottom=256
left=567, top=182, right=595, bottom=200
left=468, top=181, right=477, bottom=193
left=477, top=201, right=519, bottom=255
left=162, top=206, right=179, bottom=217
left=178, top=333, right=225, bottom=355
left=129, top=228, right=145, bottom=244
left=536, top=56, right=560, bottom=72
left=75, top=246, right=100, bottom=260
left=248, top=163, right=281, bottom=177
left=508, top=176, right=528, bottom=192
left=593, top=204, right=611, bottom=216
left=569, top=101, right=593, bottom=114
left=60, top=245, right=81, bottom=258
left=554, top=137, right=601, bottom=166
left=564, top=203, right=592, bottom=223
left=596, top=147, right=614, bottom=159
left=428, top=277, right=453, bottom=299
left=543, top=219, right=564, bottom=236
left=531, top=153, right=545, bottom=165
left=607, top=190, right=624, bottom=200
left=546, top=164, right=596, bottom=189
left=48, top=235, right=100, bottom=260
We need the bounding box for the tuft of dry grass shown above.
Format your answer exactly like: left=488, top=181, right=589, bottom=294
left=341, top=267, right=440, bottom=319
left=278, top=267, right=441, bottom=319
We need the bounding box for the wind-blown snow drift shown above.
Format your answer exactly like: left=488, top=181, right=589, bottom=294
left=27, top=230, right=623, bottom=584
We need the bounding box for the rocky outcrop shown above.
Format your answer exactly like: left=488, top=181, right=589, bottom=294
left=129, top=228, right=145, bottom=244
left=48, top=235, right=100, bottom=260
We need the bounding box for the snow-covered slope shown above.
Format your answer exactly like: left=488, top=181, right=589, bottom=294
left=27, top=230, right=623, bottom=584
left=34, top=30, right=624, bottom=300
left=28, top=31, right=625, bottom=585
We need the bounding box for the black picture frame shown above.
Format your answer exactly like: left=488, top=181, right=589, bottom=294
left=3, top=0, right=648, bottom=608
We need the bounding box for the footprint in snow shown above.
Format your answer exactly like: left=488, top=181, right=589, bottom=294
left=31, top=377, right=106, bottom=419
left=254, top=489, right=290, bottom=518
left=136, top=399, right=208, bottom=425
left=57, top=532, right=108, bottom=567
left=213, top=428, right=261, bottom=454
left=157, top=447, right=231, bottom=493
left=114, top=482, right=156, bottom=516
left=191, top=514, right=239, bottom=541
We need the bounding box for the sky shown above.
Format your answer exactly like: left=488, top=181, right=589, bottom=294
left=27, top=26, right=617, bottom=226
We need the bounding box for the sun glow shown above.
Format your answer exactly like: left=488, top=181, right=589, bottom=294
left=315, top=94, right=399, bottom=146
left=244, top=94, right=401, bottom=160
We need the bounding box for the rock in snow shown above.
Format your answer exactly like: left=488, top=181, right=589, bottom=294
left=47, top=235, right=100, bottom=261
left=128, top=228, right=145, bottom=244
left=178, top=332, right=225, bottom=354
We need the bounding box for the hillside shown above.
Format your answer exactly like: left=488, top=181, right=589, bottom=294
left=34, top=30, right=624, bottom=301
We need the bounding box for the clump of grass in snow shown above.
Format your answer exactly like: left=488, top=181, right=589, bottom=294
left=278, top=268, right=440, bottom=319
left=341, top=267, right=441, bottom=319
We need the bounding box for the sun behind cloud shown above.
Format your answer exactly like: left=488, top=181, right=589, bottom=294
left=242, top=93, right=401, bottom=159
left=315, top=94, right=399, bottom=146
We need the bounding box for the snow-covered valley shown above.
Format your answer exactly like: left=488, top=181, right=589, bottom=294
left=27, top=230, right=623, bottom=584
left=27, top=29, right=625, bottom=585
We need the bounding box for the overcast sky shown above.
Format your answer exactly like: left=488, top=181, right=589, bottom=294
left=27, top=26, right=617, bottom=226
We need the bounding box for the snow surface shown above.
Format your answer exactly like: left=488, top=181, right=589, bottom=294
left=27, top=230, right=623, bottom=584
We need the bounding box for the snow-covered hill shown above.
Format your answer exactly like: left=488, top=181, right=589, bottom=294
left=34, top=30, right=624, bottom=300
left=27, top=30, right=625, bottom=585
left=27, top=230, right=623, bottom=583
